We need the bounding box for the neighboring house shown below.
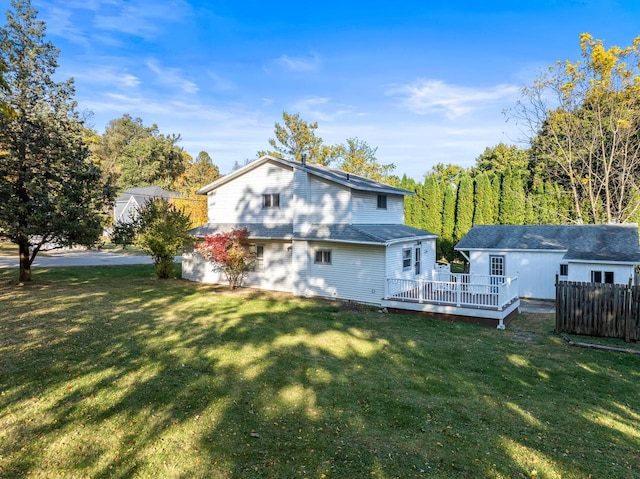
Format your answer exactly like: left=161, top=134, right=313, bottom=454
left=114, top=186, right=179, bottom=224
left=182, top=155, right=438, bottom=306
left=455, top=224, right=640, bottom=300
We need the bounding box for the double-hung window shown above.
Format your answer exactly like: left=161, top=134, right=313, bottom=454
left=559, top=264, right=568, bottom=276
left=263, top=193, right=280, bottom=208
left=377, top=194, right=387, bottom=209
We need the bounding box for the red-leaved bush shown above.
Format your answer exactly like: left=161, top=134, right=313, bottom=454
left=194, top=228, right=255, bottom=288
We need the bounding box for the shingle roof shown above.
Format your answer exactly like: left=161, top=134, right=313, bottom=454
left=115, top=186, right=179, bottom=203
left=455, top=224, right=640, bottom=263
left=196, top=155, right=413, bottom=196
left=190, top=223, right=436, bottom=245
left=190, top=223, right=294, bottom=240
left=300, top=224, right=435, bottom=244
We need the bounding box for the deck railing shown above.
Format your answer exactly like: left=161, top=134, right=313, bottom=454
left=386, top=273, right=518, bottom=311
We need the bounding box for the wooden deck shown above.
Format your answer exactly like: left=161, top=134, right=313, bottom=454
left=383, top=275, right=520, bottom=327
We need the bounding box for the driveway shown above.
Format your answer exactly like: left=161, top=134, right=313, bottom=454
left=0, top=249, right=181, bottom=268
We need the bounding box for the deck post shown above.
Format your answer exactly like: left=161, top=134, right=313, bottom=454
left=418, top=279, right=423, bottom=302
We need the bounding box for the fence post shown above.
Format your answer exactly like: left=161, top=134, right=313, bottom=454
left=626, top=278, right=632, bottom=343
left=555, top=274, right=560, bottom=333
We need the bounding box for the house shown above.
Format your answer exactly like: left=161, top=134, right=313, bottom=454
left=182, top=155, right=520, bottom=326
left=455, top=224, right=640, bottom=300
left=114, top=186, right=179, bottom=224
left=182, top=155, right=437, bottom=305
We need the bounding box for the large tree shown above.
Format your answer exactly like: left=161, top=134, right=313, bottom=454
left=515, top=33, right=640, bottom=224
left=259, top=111, right=338, bottom=166
left=92, top=114, right=187, bottom=191
left=0, top=0, right=113, bottom=282
left=335, top=137, right=395, bottom=182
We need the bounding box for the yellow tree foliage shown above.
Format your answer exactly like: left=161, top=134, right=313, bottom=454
left=515, top=33, right=640, bottom=224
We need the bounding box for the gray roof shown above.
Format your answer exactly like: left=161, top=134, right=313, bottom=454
left=191, top=223, right=436, bottom=245
left=115, top=186, right=179, bottom=204
left=455, top=224, right=640, bottom=263
left=301, top=224, right=436, bottom=244
left=190, top=223, right=294, bottom=240
left=196, top=155, right=413, bottom=197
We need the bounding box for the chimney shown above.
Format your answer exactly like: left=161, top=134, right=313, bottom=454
left=301, top=153, right=307, bottom=166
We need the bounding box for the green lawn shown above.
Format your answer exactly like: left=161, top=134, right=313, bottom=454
left=1, top=265, right=638, bottom=478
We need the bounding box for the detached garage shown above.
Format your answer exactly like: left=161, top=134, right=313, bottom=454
left=455, top=224, right=640, bottom=300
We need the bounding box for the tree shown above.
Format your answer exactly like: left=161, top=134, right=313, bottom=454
left=472, top=173, right=493, bottom=225
left=92, top=114, right=187, bottom=191
left=173, top=151, right=221, bottom=227
left=440, top=182, right=457, bottom=261
left=195, top=228, right=255, bottom=289
left=335, top=137, right=395, bottom=182
left=421, top=174, right=444, bottom=236
left=474, top=143, right=529, bottom=176
left=112, top=199, right=193, bottom=278
left=259, top=111, right=338, bottom=165
left=0, top=0, right=113, bottom=282
left=515, top=33, right=640, bottom=224
left=498, top=167, right=526, bottom=224
left=454, top=172, right=474, bottom=241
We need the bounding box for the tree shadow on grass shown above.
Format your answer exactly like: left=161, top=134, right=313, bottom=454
left=0, top=266, right=639, bottom=478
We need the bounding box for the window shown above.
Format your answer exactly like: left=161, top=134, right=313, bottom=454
left=402, top=248, right=411, bottom=269
left=377, top=194, right=387, bottom=209
left=560, top=264, right=568, bottom=276
left=414, top=247, right=421, bottom=275
left=314, top=250, right=332, bottom=264
left=253, top=244, right=264, bottom=272
left=263, top=193, right=280, bottom=208
left=591, top=270, right=614, bottom=284
left=490, top=255, right=504, bottom=276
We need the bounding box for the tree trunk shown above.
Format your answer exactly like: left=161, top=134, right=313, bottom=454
left=18, top=237, right=32, bottom=282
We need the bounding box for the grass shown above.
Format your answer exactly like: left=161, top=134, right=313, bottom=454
left=1, top=265, right=639, bottom=478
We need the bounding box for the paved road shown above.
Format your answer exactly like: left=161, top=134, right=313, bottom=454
left=0, top=249, right=181, bottom=268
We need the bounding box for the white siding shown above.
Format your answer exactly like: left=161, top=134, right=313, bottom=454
left=351, top=191, right=404, bottom=224
left=468, top=250, right=565, bottom=300
left=181, top=249, right=226, bottom=284
left=386, top=239, right=437, bottom=280
left=304, top=242, right=386, bottom=304
left=207, top=161, right=294, bottom=224
left=244, top=241, right=293, bottom=292
left=567, top=261, right=635, bottom=285
left=182, top=241, right=293, bottom=292
left=307, top=176, right=351, bottom=224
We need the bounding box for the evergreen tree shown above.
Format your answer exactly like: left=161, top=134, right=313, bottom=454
left=422, top=174, right=444, bottom=236
left=454, top=172, right=474, bottom=241
left=472, top=173, right=493, bottom=224
left=499, top=167, right=526, bottom=224
left=440, top=183, right=456, bottom=261
left=490, top=174, right=502, bottom=224
left=0, top=0, right=113, bottom=282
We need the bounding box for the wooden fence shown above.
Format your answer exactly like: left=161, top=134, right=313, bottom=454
left=556, top=280, right=640, bottom=342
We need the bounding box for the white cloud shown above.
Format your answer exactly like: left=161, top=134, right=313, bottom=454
left=292, top=96, right=352, bottom=122
left=70, top=67, right=141, bottom=89
left=92, top=1, right=193, bottom=38
left=387, top=79, right=519, bottom=119
left=146, top=60, right=199, bottom=94
left=275, top=53, right=321, bottom=72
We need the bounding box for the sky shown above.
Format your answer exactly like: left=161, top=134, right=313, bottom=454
left=5, top=0, right=640, bottom=179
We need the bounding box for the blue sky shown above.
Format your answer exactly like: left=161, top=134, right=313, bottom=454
left=8, top=0, right=640, bottom=179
